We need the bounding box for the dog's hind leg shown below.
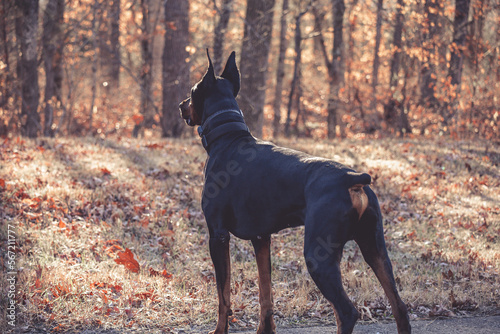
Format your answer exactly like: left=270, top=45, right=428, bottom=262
left=303, top=202, right=359, bottom=334
left=251, top=236, right=276, bottom=334
left=209, top=230, right=232, bottom=334
left=304, top=242, right=358, bottom=334
left=354, top=188, right=411, bottom=334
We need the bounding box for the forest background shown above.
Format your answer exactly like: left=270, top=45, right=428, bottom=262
left=0, top=0, right=499, bottom=333
left=1, top=0, right=498, bottom=140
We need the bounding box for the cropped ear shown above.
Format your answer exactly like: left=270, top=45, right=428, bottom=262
left=220, top=51, right=240, bottom=97
left=201, top=48, right=216, bottom=88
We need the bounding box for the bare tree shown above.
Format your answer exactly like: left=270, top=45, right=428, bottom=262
left=161, top=0, right=189, bottom=137
left=445, top=0, right=471, bottom=124
left=88, top=1, right=100, bottom=135
left=383, top=0, right=410, bottom=135
left=273, top=0, right=289, bottom=137
left=108, top=0, right=120, bottom=89
left=18, top=0, right=40, bottom=138
left=0, top=0, right=16, bottom=135
left=285, top=0, right=312, bottom=136
left=132, top=0, right=156, bottom=137
left=213, top=0, right=233, bottom=74
left=95, top=0, right=120, bottom=93
left=42, top=0, right=64, bottom=137
left=420, top=0, right=441, bottom=110
left=314, top=0, right=346, bottom=138
left=239, top=0, right=276, bottom=137
left=371, top=0, right=383, bottom=110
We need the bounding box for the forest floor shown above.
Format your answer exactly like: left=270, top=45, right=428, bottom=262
left=0, top=136, right=498, bottom=333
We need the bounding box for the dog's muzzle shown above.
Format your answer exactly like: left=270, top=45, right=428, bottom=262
left=179, top=99, right=194, bottom=126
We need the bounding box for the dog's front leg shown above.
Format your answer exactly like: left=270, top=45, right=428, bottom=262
left=209, top=230, right=232, bottom=334
left=251, top=236, right=276, bottom=334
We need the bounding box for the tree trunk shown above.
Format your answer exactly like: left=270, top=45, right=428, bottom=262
left=272, top=0, right=289, bottom=137
left=19, top=0, right=40, bottom=138
left=161, top=0, right=189, bottom=137
left=328, top=0, right=345, bottom=138
left=400, top=52, right=411, bottom=136
left=345, top=0, right=359, bottom=103
left=0, top=0, right=14, bottom=117
left=239, top=0, right=276, bottom=137
left=285, top=3, right=309, bottom=137
left=97, top=0, right=120, bottom=92
left=42, top=0, right=64, bottom=137
left=88, top=2, right=100, bottom=135
left=313, top=0, right=345, bottom=138
left=420, top=0, right=440, bottom=109
left=445, top=0, right=471, bottom=125
left=42, top=0, right=55, bottom=137
left=371, top=0, right=383, bottom=110
left=53, top=0, right=64, bottom=108
left=133, top=0, right=155, bottom=137
left=109, top=0, right=120, bottom=89
left=388, top=0, right=403, bottom=90
left=213, top=0, right=233, bottom=74
left=384, top=0, right=410, bottom=135
left=448, top=0, right=471, bottom=88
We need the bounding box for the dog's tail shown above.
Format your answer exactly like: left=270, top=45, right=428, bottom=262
left=345, top=172, right=371, bottom=220
left=345, top=171, right=371, bottom=188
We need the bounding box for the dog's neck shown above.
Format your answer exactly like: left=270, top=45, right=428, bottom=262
left=202, top=99, right=240, bottom=123
left=198, top=99, right=249, bottom=151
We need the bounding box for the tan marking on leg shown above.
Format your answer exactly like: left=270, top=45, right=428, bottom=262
left=349, top=184, right=369, bottom=220
left=253, top=237, right=276, bottom=334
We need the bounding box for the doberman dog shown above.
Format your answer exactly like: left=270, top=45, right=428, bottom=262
left=179, top=50, right=411, bottom=334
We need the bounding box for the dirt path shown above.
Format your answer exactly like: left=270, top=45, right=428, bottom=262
left=19, top=315, right=500, bottom=333
left=234, top=315, right=500, bottom=334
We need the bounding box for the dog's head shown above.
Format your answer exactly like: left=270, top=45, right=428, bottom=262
left=179, top=50, right=240, bottom=126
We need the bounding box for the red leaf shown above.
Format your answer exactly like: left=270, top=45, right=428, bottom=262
left=58, top=220, right=66, bottom=229
left=145, top=143, right=163, bottom=149
left=100, top=168, right=111, bottom=175
left=160, top=269, right=173, bottom=279
left=407, top=230, right=417, bottom=240
left=148, top=267, right=173, bottom=279
left=114, top=248, right=140, bottom=273
left=0, top=178, right=5, bottom=188
left=132, top=114, right=144, bottom=125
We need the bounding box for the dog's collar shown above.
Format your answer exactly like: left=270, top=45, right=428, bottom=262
left=201, top=108, right=243, bottom=127
left=197, top=109, right=248, bottom=149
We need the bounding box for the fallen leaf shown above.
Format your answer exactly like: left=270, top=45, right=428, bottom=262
left=114, top=248, right=140, bottom=273
left=148, top=267, right=173, bottom=279
left=100, top=168, right=111, bottom=175
left=442, top=269, right=454, bottom=280
left=145, top=143, right=164, bottom=149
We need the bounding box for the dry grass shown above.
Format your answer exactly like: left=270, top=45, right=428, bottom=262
left=0, top=136, right=498, bottom=333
